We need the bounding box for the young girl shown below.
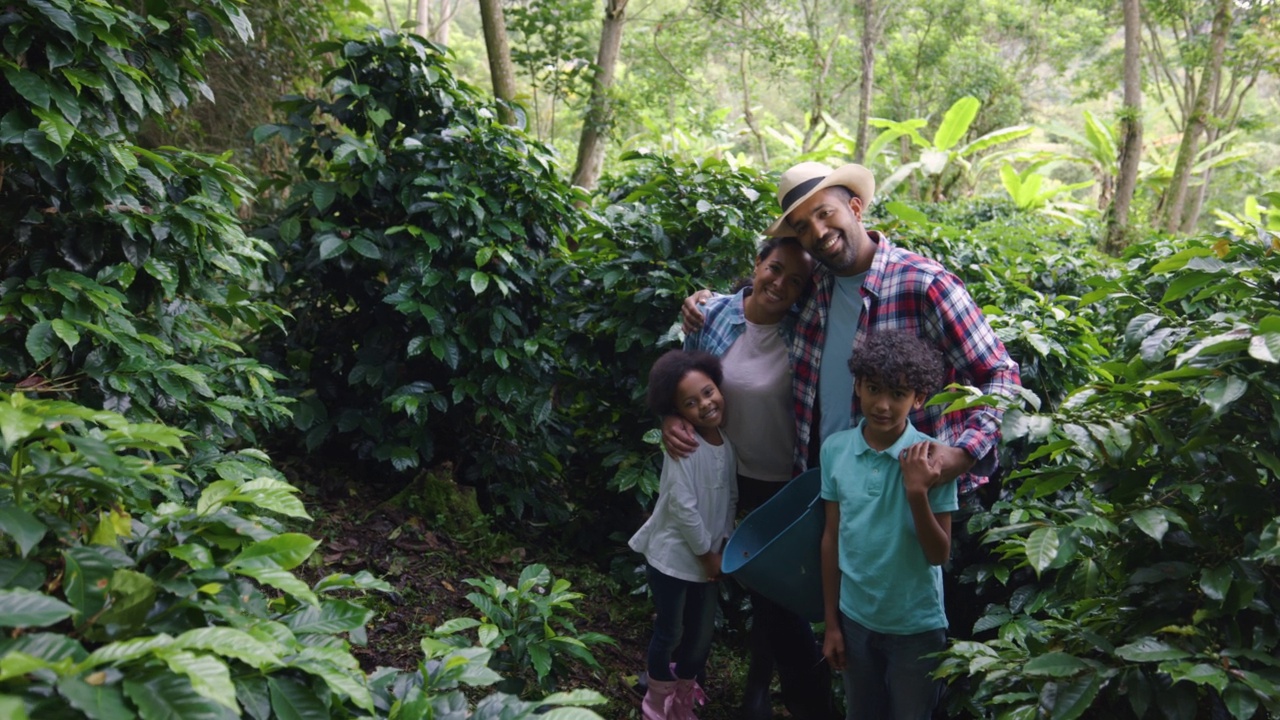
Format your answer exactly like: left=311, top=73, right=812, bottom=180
left=629, top=350, right=738, bottom=720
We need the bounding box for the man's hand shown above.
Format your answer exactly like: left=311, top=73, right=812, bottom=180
left=661, top=414, right=699, bottom=459
left=927, top=442, right=975, bottom=487
left=900, top=442, right=942, bottom=496
left=681, top=289, right=713, bottom=335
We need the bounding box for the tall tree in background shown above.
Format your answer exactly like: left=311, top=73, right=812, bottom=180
left=479, top=0, right=519, bottom=125
left=507, top=0, right=595, bottom=143
left=1159, top=0, right=1230, bottom=233
left=571, top=0, right=630, bottom=191
left=853, top=0, right=889, bottom=164
left=416, top=0, right=461, bottom=44
left=1102, top=0, right=1143, bottom=254
left=796, top=0, right=857, bottom=153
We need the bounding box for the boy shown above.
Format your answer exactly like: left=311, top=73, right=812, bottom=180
left=819, top=330, right=956, bottom=720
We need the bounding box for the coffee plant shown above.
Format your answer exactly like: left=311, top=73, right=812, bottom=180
left=937, top=225, right=1280, bottom=718
left=255, top=30, right=585, bottom=520
left=0, top=0, right=290, bottom=444
left=554, top=152, right=775, bottom=507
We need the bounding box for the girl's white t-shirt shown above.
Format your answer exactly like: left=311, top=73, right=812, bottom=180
left=628, top=438, right=737, bottom=582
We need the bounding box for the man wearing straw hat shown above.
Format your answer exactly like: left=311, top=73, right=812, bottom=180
left=669, top=161, right=1021, bottom=717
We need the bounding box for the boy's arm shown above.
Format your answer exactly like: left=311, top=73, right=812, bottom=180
left=820, top=500, right=846, bottom=670
left=901, top=442, right=953, bottom=565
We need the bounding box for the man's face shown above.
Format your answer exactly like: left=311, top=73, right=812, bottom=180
left=784, top=187, right=865, bottom=274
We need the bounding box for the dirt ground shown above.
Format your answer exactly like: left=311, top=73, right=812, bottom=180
left=294, top=480, right=776, bottom=719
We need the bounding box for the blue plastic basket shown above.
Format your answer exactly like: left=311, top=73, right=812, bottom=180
left=721, top=468, right=825, bottom=622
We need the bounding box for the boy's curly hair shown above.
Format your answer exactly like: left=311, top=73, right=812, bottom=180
left=848, top=330, right=944, bottom=396
left=647, top=350, right=723, bottom=416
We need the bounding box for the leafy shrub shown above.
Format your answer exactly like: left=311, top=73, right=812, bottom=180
left=370, top=642, right=606, bottom=719
left=430, top=564, right=616, bottom=694
left=554, top=152, right=774, bottom=506
left=881, top=200, right=1114, bottom=411
left=0, top=0, right=289, bottom=443
left=939, top=227, right=1280, bottom=719
left=255, top=31, right=583, bottom=520
left=0, top=392, right=388, bottom=718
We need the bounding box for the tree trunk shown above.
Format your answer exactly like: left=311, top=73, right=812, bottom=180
left=739, top=41, right=769, bottom=166
left=415, top=0, right=429, bottom=37
left=1161, top=0, right=1230, bottom=234
left=1102, top=0, right=1143, bottom=255
left=433, top=0, right=456, bottom=45
left=570, top=0, right=629, bottom=192
left=853, top=0, right=882, bottom=165
left=478, top=0, right=518, bottom=126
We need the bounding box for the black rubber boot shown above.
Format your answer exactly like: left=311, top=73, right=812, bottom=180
left=741, top=622, right=775, bottom=720
left=778, top=656, right=839, bottom=720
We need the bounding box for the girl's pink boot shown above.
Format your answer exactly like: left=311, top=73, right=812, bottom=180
left=669, top=677, right=707, bottom=720
left=641, top=677, right=676, bottom=720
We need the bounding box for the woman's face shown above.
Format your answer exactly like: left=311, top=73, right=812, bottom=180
left=748, top=242, right=813, bottom=320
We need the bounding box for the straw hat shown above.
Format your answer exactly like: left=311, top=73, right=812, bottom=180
left=765, top=162, right=875, bottom=237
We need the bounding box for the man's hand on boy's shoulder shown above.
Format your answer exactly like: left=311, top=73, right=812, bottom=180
left=925, top=442, right=974, bottom=487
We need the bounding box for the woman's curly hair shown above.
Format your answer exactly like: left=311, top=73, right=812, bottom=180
left=646, top=350, right=724, bottom=416
left=847, top=330, right=944, bottom=396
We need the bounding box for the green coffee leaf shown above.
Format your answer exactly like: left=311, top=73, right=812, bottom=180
left=1200, top=376, right=1247, bottom=414
left=3, top=67, right=51, bottom=109
left=56, top=675, right=133, bottom=720
left=0, top=504, right=48, bottom=558
left=1131, top=508, right=1169, bottom=543
left=281, top=599, right=373, bottom=635
left=1115, top=638, right=1189, bottom=662
left=227, top=533, right=319, bottom=572
left=25, top=321, right=59, bottom=363
left=123, top=673, right=228, bottom=720
left=0, top=588, right=75, bottom=628
left=159, top=650, right=238, bottom=712
left=1025, top=526, right=1059, bottom=575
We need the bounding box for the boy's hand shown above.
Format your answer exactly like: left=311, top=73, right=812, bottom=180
left=900, top=442, right=942, bottom=495
left=823, top=625, right=846, bottom=671
left=661, top=414, right=699, bottom=458
left=681, top=289, right=713, bottom=335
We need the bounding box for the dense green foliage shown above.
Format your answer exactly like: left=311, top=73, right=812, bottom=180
left=881, top=209, right=1280, bottom=717
left=430, top=564, right=615, bottom=694
left=255, top=31, right=585, bottom=519
left=0, top=0, right=289, bottom=444
left=5, top=0, right=1280, bottom=716
left=0, top=393, right=389, bottom=718
left=255, top=35, right=773, bottom=523
left=556, top=153, right=774, bottom=505
left=0, top=5, right=607, bottom=718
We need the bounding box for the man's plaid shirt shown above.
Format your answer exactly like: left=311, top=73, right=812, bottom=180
left=790, top=232, right=1021, bottom=494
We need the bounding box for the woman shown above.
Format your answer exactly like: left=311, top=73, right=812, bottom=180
left=665, top=237, right=836, bottom=720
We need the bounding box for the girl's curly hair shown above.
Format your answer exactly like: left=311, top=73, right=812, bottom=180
left=646, top=350, right=723, bottom=416
left=848, top=330, right=944, bottom=396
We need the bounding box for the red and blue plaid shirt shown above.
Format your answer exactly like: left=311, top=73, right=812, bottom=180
left=790, top=232, right=1021, bottom=493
